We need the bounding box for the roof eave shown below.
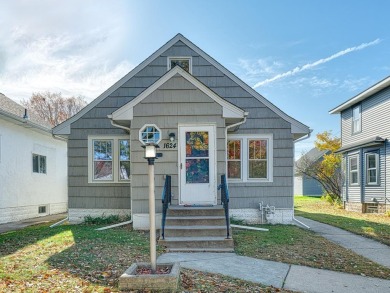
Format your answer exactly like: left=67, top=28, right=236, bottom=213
left=0, top=109, right=52, bottom=135
left=329, top=76, right=390, bottom=114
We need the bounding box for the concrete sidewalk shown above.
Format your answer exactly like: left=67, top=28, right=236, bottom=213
left=158, top=252, right=390, bottom=293
left=0, top=213, right=67, bottom=234
left=295, top=216, right=390, bottom=269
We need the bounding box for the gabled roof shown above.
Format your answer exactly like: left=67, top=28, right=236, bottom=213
left=0, top=93, right=52, bottom=133
left=329, top=76, right=390, bottom=114
left=53, top=33, right=310, bottom=137
left=296, top=147, right=329, bottom=166
left=109, top=66, right=246, bottom=123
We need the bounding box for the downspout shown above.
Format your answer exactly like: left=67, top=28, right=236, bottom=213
left=108, top=116, right=132, bottom=222
left=292, top=129, right=313, bottom=229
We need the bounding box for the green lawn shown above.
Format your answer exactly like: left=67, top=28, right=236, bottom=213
left=0, top=223, right=290, bottom=292
left=294, top=196, right=390, bottom=246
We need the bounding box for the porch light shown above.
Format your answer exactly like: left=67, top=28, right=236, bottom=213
left=169, top=132, right=176, bottom=142
left=144, top=143, right=157, bottom=159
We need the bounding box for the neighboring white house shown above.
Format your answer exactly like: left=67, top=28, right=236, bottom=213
left=0, top=93, right=68, bottom=224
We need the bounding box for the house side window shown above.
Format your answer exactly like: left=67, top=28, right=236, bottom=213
left=167, top=57, right=192, bottom=73
left=352, top=105, right=361, bottom=134
left=227, top=140, right=241, bottom=179
left=227, top=134, right=273, bottom=182
left=366, top=152, right=379, bottom=185
left=349, top=155, right=359, bottom=185
left=93, top=140, right=113, bottom=180
left=88, top=136, right=130, bottom=183
left=33, top=154, right=46, bottom=174
left=119, top=140, right=130, bottom=181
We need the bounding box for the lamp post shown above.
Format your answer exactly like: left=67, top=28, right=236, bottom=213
left=143, top=143, right=158, bottom=271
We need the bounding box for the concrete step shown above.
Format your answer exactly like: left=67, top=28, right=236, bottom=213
left=167, top=205, right=225, bottom=217
left=166, top=216, right=226, bottom=226
left=163, top=225, right=230, bottom=237
left=159, top=236, right=234, bottom=250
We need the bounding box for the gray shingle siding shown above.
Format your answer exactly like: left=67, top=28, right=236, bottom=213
left=67, top=40, right=297, bottom=212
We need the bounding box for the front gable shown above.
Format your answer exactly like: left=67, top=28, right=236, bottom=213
left=53, top=33, right=309, bottom=139
left=109, top=66, right=246, bottom=124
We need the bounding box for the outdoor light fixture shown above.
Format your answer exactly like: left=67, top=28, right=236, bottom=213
left=144, top=144, right=157, bottom=159
left=169, top=132, right=176, bottom=142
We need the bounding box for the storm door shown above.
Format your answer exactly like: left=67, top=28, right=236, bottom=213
left=179, top=125, right=216, bottom=205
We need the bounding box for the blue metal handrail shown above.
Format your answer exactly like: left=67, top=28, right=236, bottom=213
left=161, top=175, right=171, bottom=239
left=218, top=174, right=230, bottom=239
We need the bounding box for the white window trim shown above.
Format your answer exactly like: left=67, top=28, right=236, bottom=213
left=348, top=154, right=359, bottom=186
left=139, top=124, right=162, bottom=145
left=167, top=56, right=193, bottom=74
left=227, top=138, right=243, bottom=181
left=365, top=152, right=379, bottom=185
left=88, top=135, right=130, bottom=184
left=227, top=134, right=273, bottom=183
left=352, top=105, right=361, bottom=134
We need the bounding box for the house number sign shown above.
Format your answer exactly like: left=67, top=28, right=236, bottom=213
left=163, top=142, right=177, bottom=149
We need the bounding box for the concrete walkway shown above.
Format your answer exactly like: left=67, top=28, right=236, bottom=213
left=295, top=216, right=390, bottom=269
left=158, top=252, right=390, bottom=293
left=0, top=213, right=67, bottom=234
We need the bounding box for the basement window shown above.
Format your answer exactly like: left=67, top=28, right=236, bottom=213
left=38, top=206, right=47, bottom=214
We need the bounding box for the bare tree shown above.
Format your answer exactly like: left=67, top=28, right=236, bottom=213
left=22, top=92, right=87, bottom=127
left=296, top=131, right=343, bottom=202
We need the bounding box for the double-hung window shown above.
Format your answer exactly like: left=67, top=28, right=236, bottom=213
left=352, top=105, right=361, bottom=134
left=366, top=152, right=379, bottom=185
left=88, top=136, right=130, bottom=183
left=227, top=134, right=273, bottom=182
left=349, top=155, right=359, bottom=185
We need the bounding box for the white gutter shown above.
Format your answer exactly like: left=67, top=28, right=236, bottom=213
left=0, top=109, right=52, bottom=135
left=294, top=128, right=313, bottom=143
left=109, top=116, right=131, bottom=132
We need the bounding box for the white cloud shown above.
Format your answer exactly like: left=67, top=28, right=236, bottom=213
left=0, top=0, right=133, bottom=102
left=253, top=39, right=381, bottom=88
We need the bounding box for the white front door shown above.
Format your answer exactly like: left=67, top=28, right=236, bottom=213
left=179, top=125, right=216, bottom=205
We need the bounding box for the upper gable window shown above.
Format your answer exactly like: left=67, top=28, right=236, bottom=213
left=168, top=57, right=192, bottom=73
left=352, top=105, right=361, bottom=134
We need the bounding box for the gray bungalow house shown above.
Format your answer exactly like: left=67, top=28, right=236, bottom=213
left=330, top=76, right=390, bottom=213
left=53, top=34, right=310, bottom=231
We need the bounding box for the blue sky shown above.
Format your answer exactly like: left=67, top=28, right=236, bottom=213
left=1, top=0, right=390, bottom=157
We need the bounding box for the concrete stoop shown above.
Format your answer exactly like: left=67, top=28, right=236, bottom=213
left=158, top=205, right=234, bottom=252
